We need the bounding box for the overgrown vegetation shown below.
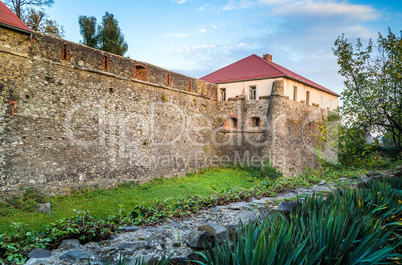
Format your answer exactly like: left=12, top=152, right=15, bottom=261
left=196, top=176, right=402, bottom=265
left=5, top=0, right=65, bottom=37
left=334, top=28, right=402, bottom=153
left=0, top=161, right=400, bottom=264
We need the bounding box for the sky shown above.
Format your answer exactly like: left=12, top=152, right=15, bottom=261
left=43, top=0, right=402, bottom=96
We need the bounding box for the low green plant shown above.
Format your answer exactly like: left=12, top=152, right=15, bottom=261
left=195, top=176, right=402, bottom=265
left=6, top=188, right=47, bottom=212
left=1, top=164, right=396, bottom=264
left=238, top=160, right=283, bottom=180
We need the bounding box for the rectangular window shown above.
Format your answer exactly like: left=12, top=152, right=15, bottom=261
left=293, top=86, right=297, bottom=101
left=306, top=91, right=310, bottom=105
left=251, top=117, right=260, bottom=127
left=231, top=118, right=238, bottom=129
left=330, top=99, right=333, bottom=111
left=320, top=96, right=324, bottom=108
left=220, top=88, right=226, bottom=101
left=249, top=86, right=257, bottom=100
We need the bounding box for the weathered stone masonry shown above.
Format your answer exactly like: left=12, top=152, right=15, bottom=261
left=0, top=27, right=328, bottom=198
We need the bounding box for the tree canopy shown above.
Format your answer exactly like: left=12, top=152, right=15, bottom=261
left=78, top=12, right=128, bottom=56
left=5, top=0, right=64, bottom=38
left=333, top=28, right=402, bottom=152
left=78, top=15, right=98, bottom=48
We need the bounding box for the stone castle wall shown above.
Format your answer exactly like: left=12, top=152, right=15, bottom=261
left=0, top=27, right=331, bottom=198
left=215, top=80, right=328, bottom=176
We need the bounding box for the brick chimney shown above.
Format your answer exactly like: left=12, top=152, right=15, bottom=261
left=263, top=54, right=272, bottom=62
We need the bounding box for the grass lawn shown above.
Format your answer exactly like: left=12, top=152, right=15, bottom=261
left=0, top=167, right=265, bottom=232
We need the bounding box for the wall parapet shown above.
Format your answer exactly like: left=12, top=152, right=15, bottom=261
left=0, top=28, right=217, bottom=100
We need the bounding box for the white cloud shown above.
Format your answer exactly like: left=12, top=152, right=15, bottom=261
left=338, top=24, right=376, bottom=39
left=222, top=0, right=255, bottom=11
left=274, top=0, right=379, bottom=21
left=197, top=29, right=207, bottom=33
left=174, top=0, right=189, bottom=3
left=197, top=4, right=217, bottom=13
left=165, top=33, right=188, bottom=38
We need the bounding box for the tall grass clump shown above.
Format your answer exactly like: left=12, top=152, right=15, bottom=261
left=196, top=176, right=402, bottom=265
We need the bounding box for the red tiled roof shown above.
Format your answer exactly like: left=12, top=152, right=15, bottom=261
left=0, top=1, right=31, bottom=32
left=200, top=54, right=340, bottom=97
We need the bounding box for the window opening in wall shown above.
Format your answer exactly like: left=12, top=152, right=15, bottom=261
left=293, top=86, right=297, bottom=101
left=230, top=118, right=238, bottom=129
left=330, top=99, right=333, bottom=111
left=249, top=86, right=257, bottom=100
left=251, top=117, right=260, bottom=127
left=220, top=88, right=226, bottom=101
left=189, top=80, right=193, bottom=92
left=134, top=64, right=148, bottom=81
left=103, top=55, right=109, bottom=71
left=320, top=96, right=324, bottom=108
left=9, top=101, right=17, bottom=116
left=306, top=91, right=310, bottom=105
left=166, top=73, right=172, bottom=86
left=61, top=44, right=70, bottom=61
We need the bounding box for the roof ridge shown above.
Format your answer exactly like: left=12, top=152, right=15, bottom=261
left=201, top=54, right=255, bottom=79
left=0, top=1, right=32, bottom=33
left=253, top=54, right=287, bottom=77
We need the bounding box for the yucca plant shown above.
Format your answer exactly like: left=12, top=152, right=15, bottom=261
left=104, top=252, right=172, bottom=265
left=195, top=218, right=323, bottom=265
left=293, top=199, right=398, bottom=264
left=195, top=176, right=402, bottom=265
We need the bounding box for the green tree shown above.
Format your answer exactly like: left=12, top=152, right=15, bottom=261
left=5, top=0, right=64, bottom=38
left=24, top=8, right=64, bottom=37
left=97, top=12, right=128, bottom=56
left=78, top=15, right=98, bottom=48
left=5, top=0, right=53, bottom=19
left=333, top=28, right=402, bottom=152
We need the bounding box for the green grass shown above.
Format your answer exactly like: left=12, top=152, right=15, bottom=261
left=0, top=162, right=381, bottom=234
left=0, top=163, right=396, bottom=264
left=0, top=167, right=265, bottom=232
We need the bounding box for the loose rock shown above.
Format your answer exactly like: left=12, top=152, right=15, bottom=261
left=198, top=222, right=227, bottom=243
left=272, top=201, right=297, bottom=212
left=36, top=202, right=51, bottom=215
left=58, top=239, right=81, bottom=250
left=28, top=248, right=51, bottom=259
left=59, top=250, right=94, bottom=262
left=187, top=231, right=212, bottom=250
left=120, top=226, right=140, bottom=232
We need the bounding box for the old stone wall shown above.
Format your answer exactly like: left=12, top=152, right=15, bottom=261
left=214, top=79, right=328, bottom=176
left=0, top=28, right=219, bottom=198
left=0, top=27, right=332, bottom=198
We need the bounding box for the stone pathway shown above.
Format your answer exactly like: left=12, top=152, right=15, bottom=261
left=24, top=167, right=401, bottom=265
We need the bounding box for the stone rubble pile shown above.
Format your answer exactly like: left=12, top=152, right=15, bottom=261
left=25, top=167, right=401, bottom=265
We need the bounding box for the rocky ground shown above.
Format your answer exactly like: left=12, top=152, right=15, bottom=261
left=24, top=168, right=401, bottom=265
